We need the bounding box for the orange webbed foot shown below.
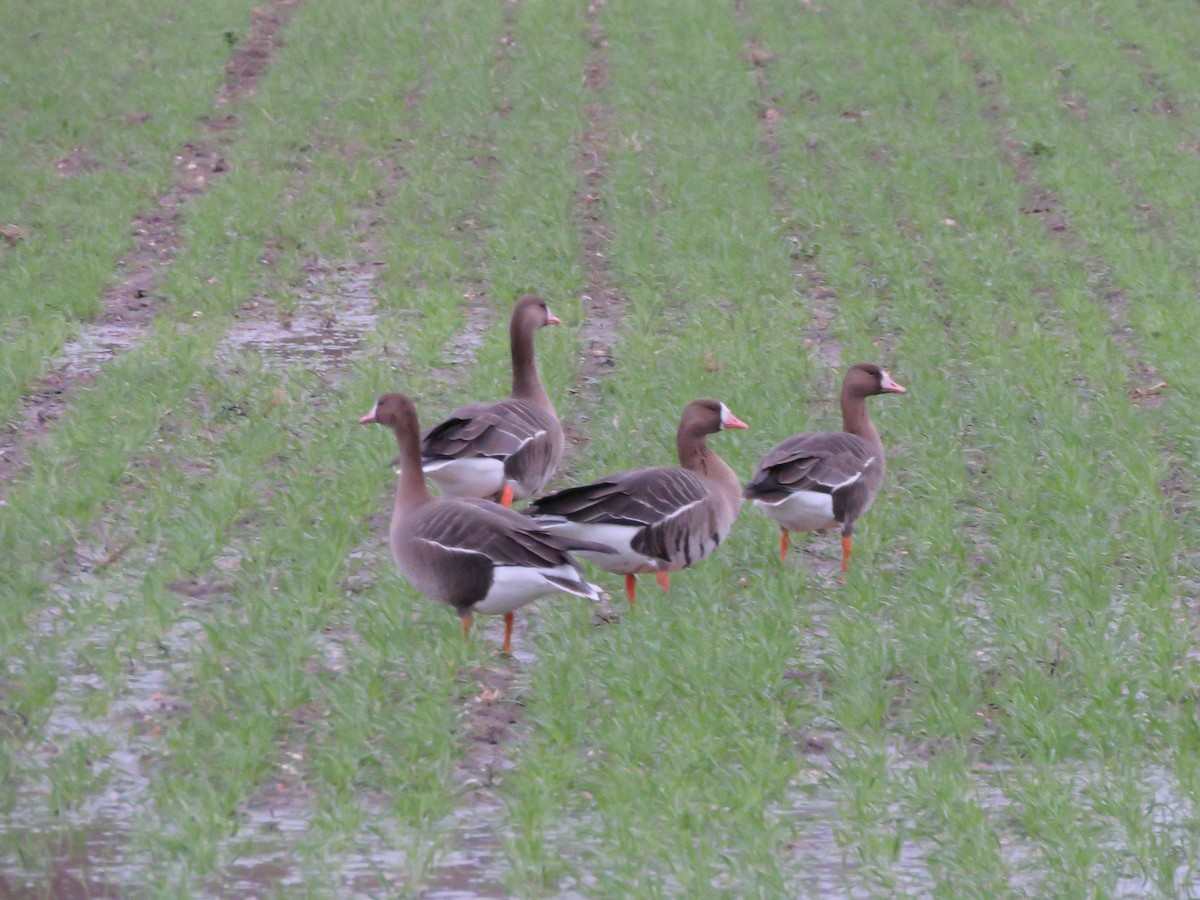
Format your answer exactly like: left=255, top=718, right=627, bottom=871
left=837, top=535, right=853, bottom=584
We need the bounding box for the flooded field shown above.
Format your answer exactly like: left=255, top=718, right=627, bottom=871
left=5, top=0, right=1200, bottom=893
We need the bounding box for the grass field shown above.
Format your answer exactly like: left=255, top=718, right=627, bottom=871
left=3, top=0, right=1200, bottom=895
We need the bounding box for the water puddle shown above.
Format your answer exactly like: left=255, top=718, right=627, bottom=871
left=421, top=805, right=514, bottom=899
left=58, top=324, right=148, bottom=380
left=219, top=260, right=382, bottom=372
left=432, top=298, right=495, bottom=380
left=0, top=598, right=201, bottom=895
left=781, top=743, right=1200, bottom=895
left=0, top=824, right=130, bottom=899
left=982, top=761, right=1200, bottom=894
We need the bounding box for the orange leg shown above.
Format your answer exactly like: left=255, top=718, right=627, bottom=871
left=779, top=530, right=790, bottom=562
left=625, top=573, right=637, bottom=605
left=499, top=485, right=514, bottom=508
left=501, top=611, right=515, bottom=654
left=460, top=613, right=474, bottom=643
left=656, top=571, right=671, bottom=592
left=840, top=535, right=853, bottom=573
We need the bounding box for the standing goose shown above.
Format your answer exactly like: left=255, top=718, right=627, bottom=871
left=420, top=294, right=564, bottom=507
left=743, top=363, right=906, bottom=572
left=362, top=393, right=605, bottom=654
left=525, top=399, right=748, bottom=604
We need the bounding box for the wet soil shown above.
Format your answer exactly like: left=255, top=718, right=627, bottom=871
left=0, top=0, right=301, bottom=496
left=219, top=257, right=382, bottom=375
left=431, top=297, right=495, bottom=382
left=53, top=148, right=101, bottom=178
left=406, top=2, right=639, bottom=887
left=0, top=606, right=200, bottom=897
left=216, top=0, right=300, bottom=110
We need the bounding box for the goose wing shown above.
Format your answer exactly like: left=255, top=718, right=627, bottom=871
left=421, top=399, right=555, bottom=464
left=744, top=432, right=875, bottom=502
left=528, top=467, right=721, bottom=566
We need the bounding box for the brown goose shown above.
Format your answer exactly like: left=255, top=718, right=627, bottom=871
left=362, top=393, right=605, bottom=654
left=420, top=294, right=563, bottom=507
left=525, top=399, right=748, bottom=604
left=743, top=363, right=906, bottom=571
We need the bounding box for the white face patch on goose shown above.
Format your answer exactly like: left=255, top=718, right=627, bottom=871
left=718, top=403, right=748, bottom=430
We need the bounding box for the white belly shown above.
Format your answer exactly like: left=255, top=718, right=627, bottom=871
left=419, top=457, right=506, bottom=498
left=472, top=564, right=596, bottom=615
left=533, top=519, right=659, bottom=575
left=755, top=491, right=837, bottom=532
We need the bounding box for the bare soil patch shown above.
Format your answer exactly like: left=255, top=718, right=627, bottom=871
left=53, top=147, right=101, bottom=177
left=456, top=661, right=527, bottom=788
left=217, top=0, right=302, bottom=108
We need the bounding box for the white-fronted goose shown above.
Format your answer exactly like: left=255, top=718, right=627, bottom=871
left=362, top=393, right=605, bottom=653
left=743, top=363, right=906, bottom=571
left=420, top=294, right=564, bottom=507
left=525, top=399, right=748, bottom=604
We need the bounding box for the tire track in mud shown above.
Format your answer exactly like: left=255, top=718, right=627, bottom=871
left=560, top=0, right=648, bottom=621
left=957, top=45, right=1197, bottom=538
left=211, top=4, right=533, bottom=892
left=0, top=5, right=312, bottom=885
left=0, top=18, right=431, bottom=898
left=0, top=0, right=302, bottom=497
left=573, top=0, right=629, bottom=399
left=733, top=3, right=852, bottom=584
left=447, top=0, right=658, bottom=802
left=410, top=0, right=540, bottom=803
left=192, top=0, right=529, bottom=883
left=963, top=49, right=1166, bottom=409
left=195, top=269, right=399, bottom=894
left=428, top=3, right=518, bottom=386
left=1093, top=42, right=1200, bottom=525
left=736, top=3, right=842, bottom=384
left=938, top=35, right=1200, bottom=666
left=420, top=4, right=637, bottom=892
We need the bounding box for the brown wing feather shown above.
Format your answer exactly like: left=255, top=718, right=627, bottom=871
left=418, top=500, right=607, bottom=568
left=528, top=468, right=726, bottom=568
left=527, top=467, right=710, bottom=528
left=632, top=490, right=726, bottom=566
left=421, top=399, right=555, bottom=462
left=404, top=500, right=605, bottom=613
left=743, top=432, right=875, bottom=502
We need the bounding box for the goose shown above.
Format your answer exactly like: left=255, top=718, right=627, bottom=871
left=525, top=399, right=747, bottom=604
left=743, top=363, right=906, bottom=571
left=362, top=392, right=606, bottom=653
left=419, top=294, right=563, bottom=507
